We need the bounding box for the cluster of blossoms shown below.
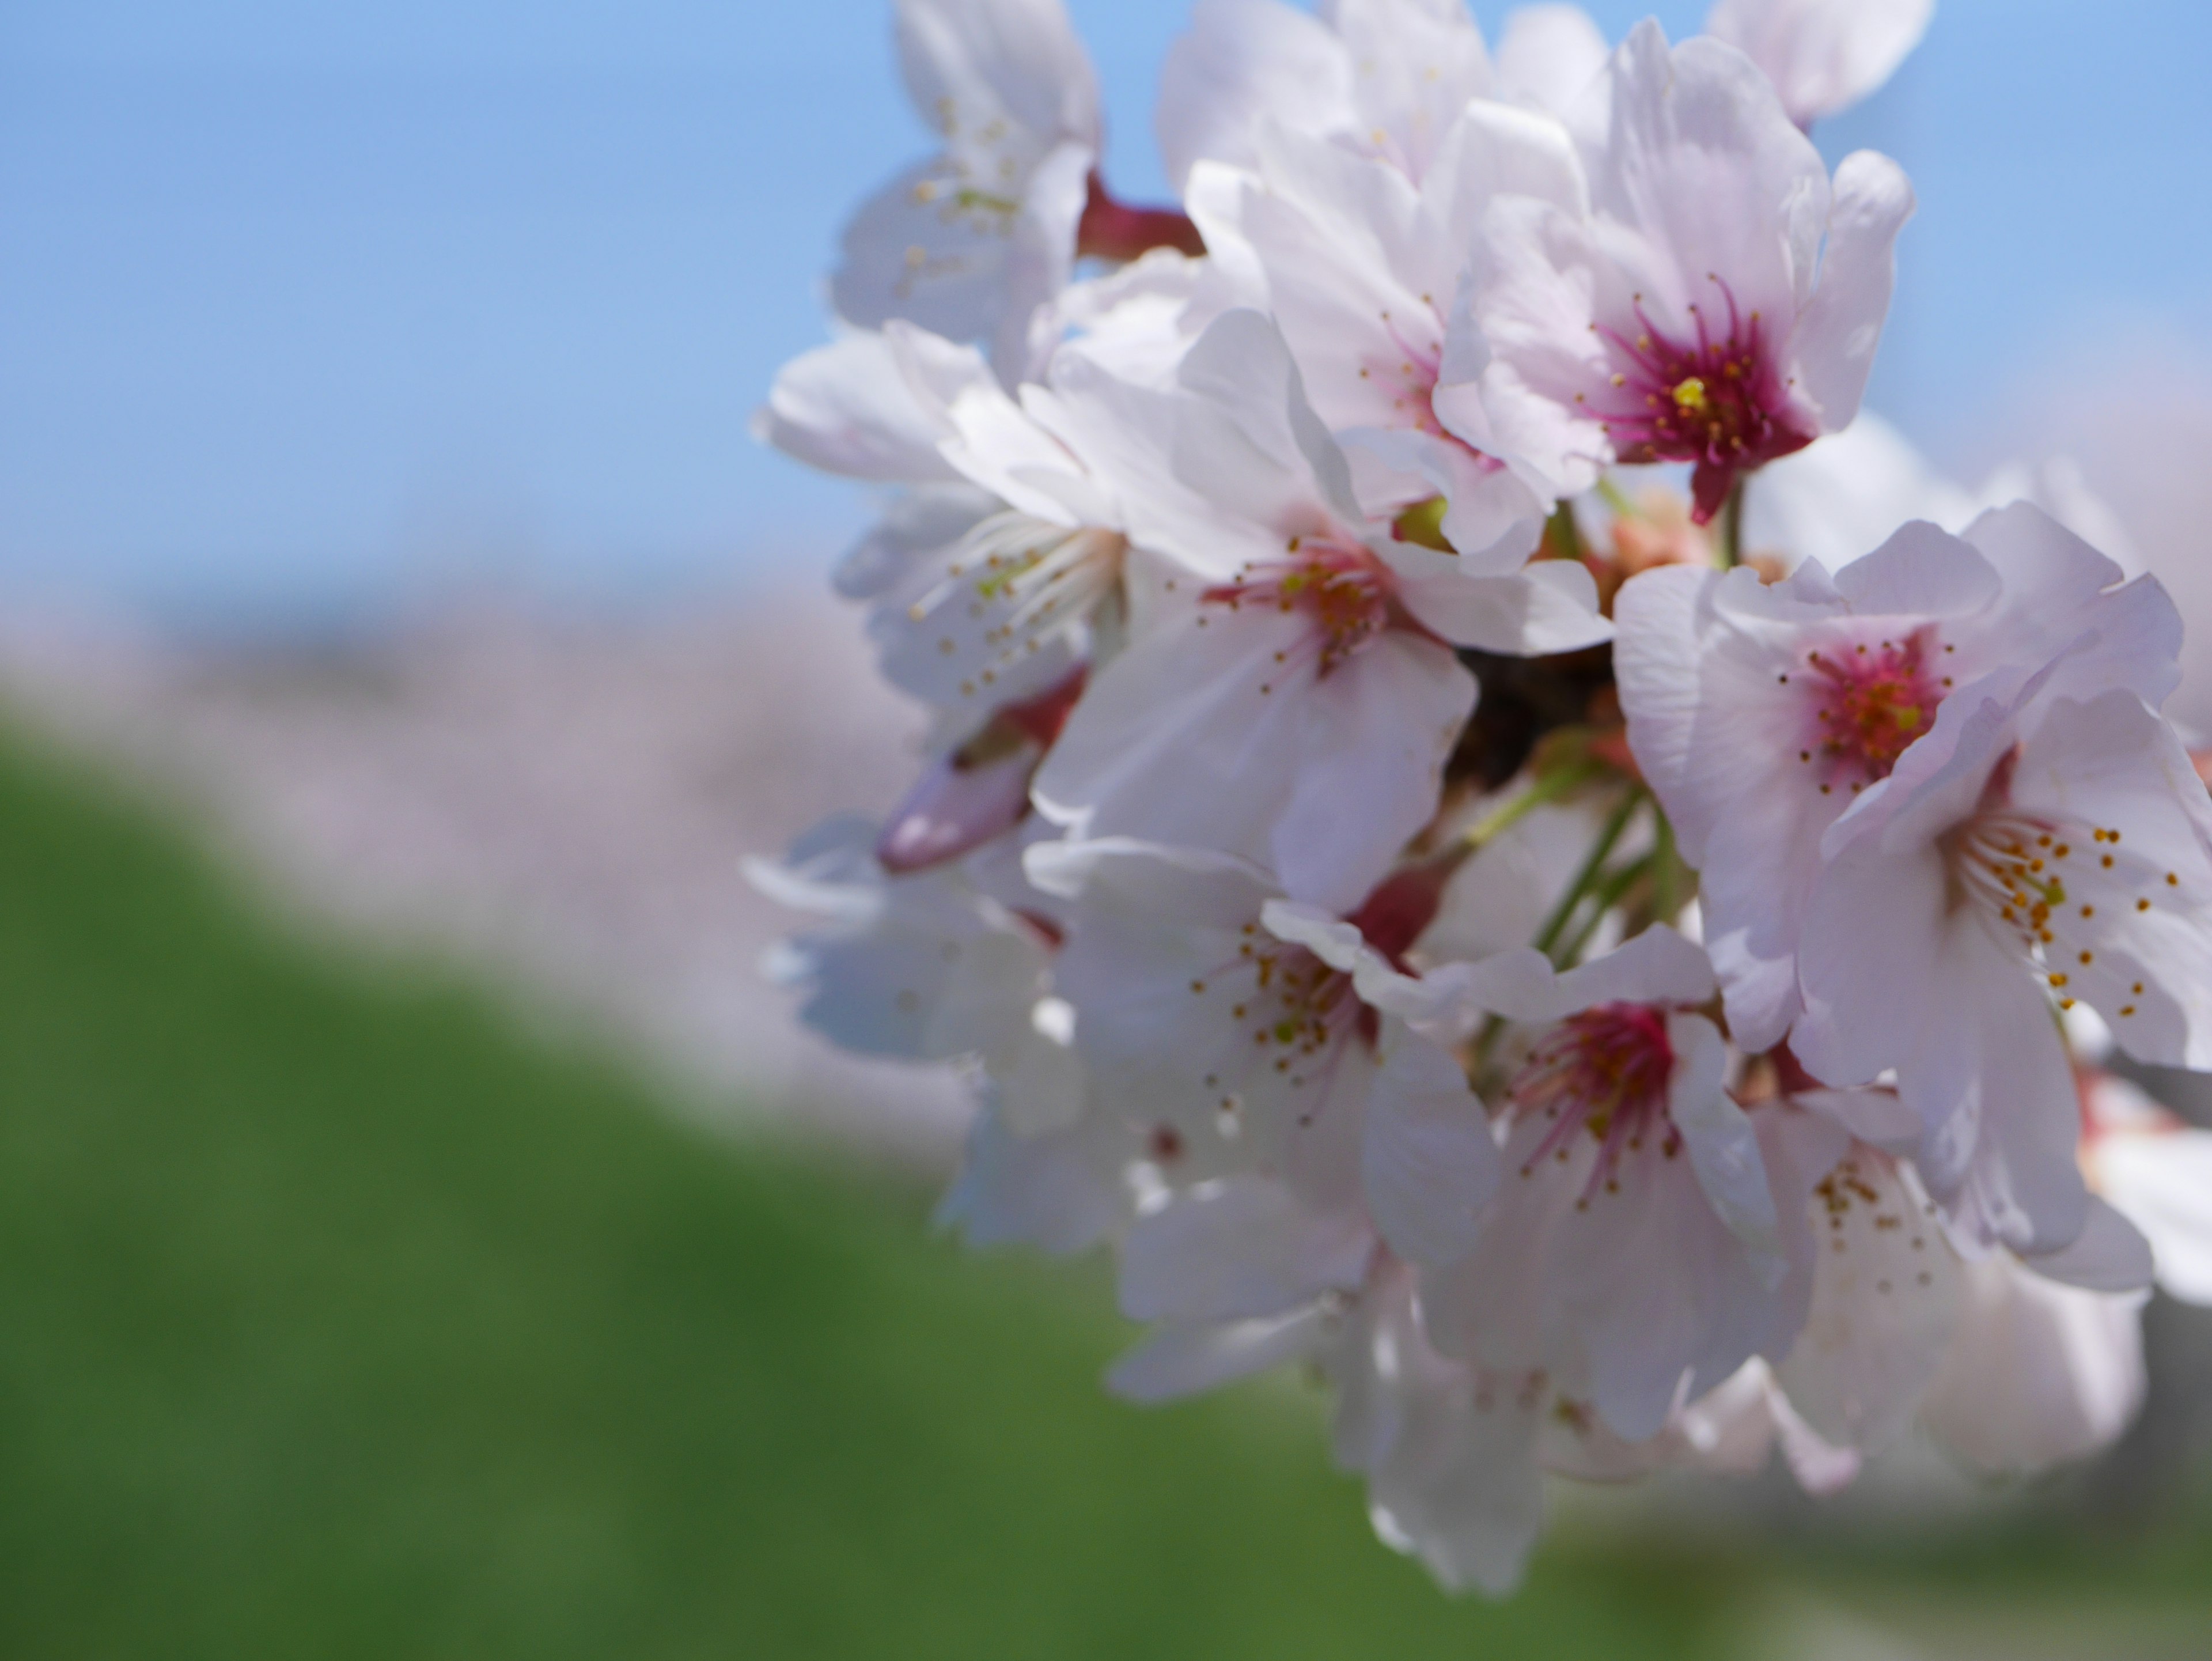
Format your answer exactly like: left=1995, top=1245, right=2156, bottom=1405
left=753, top=0, right=2212, bottom=1594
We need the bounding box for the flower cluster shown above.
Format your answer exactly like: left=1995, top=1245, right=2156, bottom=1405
left=752, top=0, right=2212, bottom=1594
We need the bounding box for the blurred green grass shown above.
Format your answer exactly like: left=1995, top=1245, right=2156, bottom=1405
left=0, top=732, right=2208, bottom=1659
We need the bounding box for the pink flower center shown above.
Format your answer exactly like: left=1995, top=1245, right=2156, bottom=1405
left=1590, top=278, right=1812, bottom=523
left=1789, top=629, right=1947, bottom=796
left=1510, top=1002, right=1681, bottom=1206
left=1202, top=536, right=1396, bottom=678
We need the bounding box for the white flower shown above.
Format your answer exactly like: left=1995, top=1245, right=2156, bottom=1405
left=1441, top=20, right=1914, bottom=522
left=1616, top=505, right=2180, bottom=1059
left=1184, top=104, right=1577, bottom=558
left=1158, top=0, right=1494, bottom=194
left=833, top=0, right=1103, bottom=380
left=1619, top=504, right=2206, bottom=1253
left=1790, top=646, right=2212, bottom=1253
left=1416, top=926, right=1831, bottom=1440
left=1706, top=0, right=1934, bottom=128
left=1032, top=310, right=1605, bottom=911
left=751, top=0, right=2207, bottom=1583
left=1031, top=837, right=1501, bottom=1266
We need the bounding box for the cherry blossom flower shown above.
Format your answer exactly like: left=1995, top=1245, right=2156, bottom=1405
left=1620, top=505, right=2205, bottom=1253
left=1031, top=838, right=1499, bottom=1265
left=832, top=0, right=1103, bottom=380
left=753, top=0, right=2212, bottom=1595
left=1032, top=309, right=1605, bottom=911
left=1706, top=0, right=1934, bottom=128
left=1790, top=658, right=2212, bottom=1252
left=1184, top=103, right=1575, bottom=558
left=1616, top=505, right=2180, bottom=1059
left=1442, top=20, right=1914, bottom=522
left=1413, top=927, right=1834, bottom=1440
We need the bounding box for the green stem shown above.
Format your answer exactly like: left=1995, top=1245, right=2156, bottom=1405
left=1650, top=805, right=1680, bottom=928
left=1472, top=792, right=1645, bottom=1081
left=1717, top=478, right=1747, bottom=569
left=1556, top=853, right=1654, bottom=967
left=1543, top=500, right=1586, bottom=563
left=1531, top=788, right=1644, bottom=961
left=1595, top=474, right=1635, bottom=517
left=1463, top=758, right=1601, bottom=854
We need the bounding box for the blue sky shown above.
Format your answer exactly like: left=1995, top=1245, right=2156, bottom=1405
left=2, top=1, right=2207, bottom=622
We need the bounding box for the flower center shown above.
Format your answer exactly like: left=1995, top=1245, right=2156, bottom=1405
left=1509, top=1003, right=1680, bottom=1206
left=936, top=516, right=1127, bottom=700
left=1191, top=925, right=1367, bottom=1140
left=1590, top=277, right=1813, bottom=523
left=1793, top=630, right=1947, bottom=794
left=1943, top=806, right=2180, bottom=1026
left=1202, top=536, right=1395, bottom=678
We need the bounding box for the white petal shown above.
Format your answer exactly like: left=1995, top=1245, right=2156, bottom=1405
left=1423, top=92, right=1588, bottom=241
left=1361, top=1026, right=1502, bottom=1267
left=896, top=0, right=1101, bottom=150
left=1156, top=0, right=1355, bottom=192
left=1789, top=149, right=1915, bottom=430
left=753, top=331, right=960, bottom=482
left=990, top=1008, right=1090, bottom=1135
left=832, top=159, right=1017, bottom=344
left=1775, top=1144, right=1959, bottom=1452
left=1667, top=1013, right=1785, bottom=1281
left=1022, top=834, right=1279, bottom=917
left=1119, top=1176, right=1372, bottom=1322
left=1578, top=25, right=1827, bottom=330
left=1393, top=559, right=1612, bottom=657
left=1917, top=1254, right=2146, bottom=1477
left=1107, top=1308, right=1331, bottom=1402
left=1791, top=1086, right=1921, bottom=1152
left=1269, top=637, right=1475, bottom=912
left=1828, top=514, right=2002, bottom=617
left=1613, top=563, right=1720, bottom=854
left=1494, top=5, right=1611, bottom=119
left=1706, top=0, right=1932, bottom=127
left=992, top=139, right=1094, bottom=381
left=938, top=1096, right=1132, bottom=1254
left=1259, top=898, right=1368, bottom=973
left=2097, top=1127, right=2212, bottom=1306
left=2010, top=693, right=2212, bottom=1069
left=2024, top=1196, right=2156, bottom=1295
left=1175, top=309, right=1363, bottom=528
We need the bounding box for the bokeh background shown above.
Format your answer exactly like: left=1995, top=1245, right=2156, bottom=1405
left=3, top=2, right=2211, bottom=1655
